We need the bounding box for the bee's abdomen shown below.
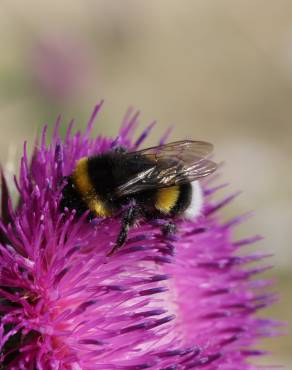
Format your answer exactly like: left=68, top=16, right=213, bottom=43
left=171, top=183, right=192, bottom=215
left=155, top=186, right=180, bottom=214
left=155, top=183, right=192, bottom=215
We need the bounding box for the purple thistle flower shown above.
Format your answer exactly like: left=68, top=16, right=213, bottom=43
left=31, top=36, right=91, bottom=103
left=0, top=102, right=275, bottom=369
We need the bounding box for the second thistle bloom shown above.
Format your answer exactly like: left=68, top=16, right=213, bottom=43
left=0, top=103, right=274, bottom=369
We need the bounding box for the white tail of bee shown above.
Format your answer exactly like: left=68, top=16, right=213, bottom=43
left=184, top=181, right=203, bottom=219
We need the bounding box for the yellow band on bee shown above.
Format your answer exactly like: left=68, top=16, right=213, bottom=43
left=88, top=199, right=111, bottom=217
left=73, top=157, right=111, bottom=217
left=73, top=158, right=93, bottom=195
left=155, top=186, right=179, bottom=214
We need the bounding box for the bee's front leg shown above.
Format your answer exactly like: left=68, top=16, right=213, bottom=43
left=107, top=204, right=140, bottom=256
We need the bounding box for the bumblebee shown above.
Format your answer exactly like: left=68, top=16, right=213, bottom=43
left=60, top=140, right=217, bottom=255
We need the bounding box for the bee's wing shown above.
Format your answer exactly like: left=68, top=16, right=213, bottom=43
left=115, top=140, right=217, bottom=197
left=133, top=140, right=214, bottom=159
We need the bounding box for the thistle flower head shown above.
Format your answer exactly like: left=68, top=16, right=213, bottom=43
left=0, top=102, right=275, bottom=369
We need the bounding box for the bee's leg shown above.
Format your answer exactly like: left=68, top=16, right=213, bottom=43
left=107, top=205, right=140, bottom=256
left=144, top=213, right=177, bottom=238
left=161, top=221, right=177, bottom=237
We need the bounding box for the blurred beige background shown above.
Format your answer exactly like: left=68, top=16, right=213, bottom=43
left=0, top=1, right=291, bottom=367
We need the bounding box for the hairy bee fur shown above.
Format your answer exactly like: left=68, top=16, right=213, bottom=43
left=60, top=141, right=216, bottom=255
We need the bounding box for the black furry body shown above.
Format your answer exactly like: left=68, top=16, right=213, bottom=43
left=60, top=149, right=192, bottom=254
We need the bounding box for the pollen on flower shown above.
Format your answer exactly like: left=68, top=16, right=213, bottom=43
left=0, top=101, right=276, bottom=369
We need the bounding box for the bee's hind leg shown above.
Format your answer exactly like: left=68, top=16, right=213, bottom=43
left=161, top=221, right=177, bottom=237
left=107, top=205, right=140, bottom=256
